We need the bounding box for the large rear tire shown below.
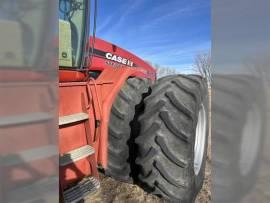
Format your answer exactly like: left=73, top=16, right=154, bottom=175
left=135, top=75, right=209, bottom=202
left=212, top=75, right=265, bottom=202
left=106, top=77, right=150, bottom=181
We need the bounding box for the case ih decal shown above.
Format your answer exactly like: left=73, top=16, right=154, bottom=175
left=92, top=48, right=136, bottom=67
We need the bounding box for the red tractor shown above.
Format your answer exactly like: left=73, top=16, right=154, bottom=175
left=59, top=0, right=209, bottom=202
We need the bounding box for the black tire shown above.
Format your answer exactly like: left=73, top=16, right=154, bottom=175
left=135, top=75, right=209, bottom=202
left=105, top=77, right=150, bottom=181
left=212, top=75, right=265, bottom=202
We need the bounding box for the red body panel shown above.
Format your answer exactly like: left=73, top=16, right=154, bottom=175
left=59, top=38, right=156, bottom=190
left=0, top=70, right=51, bottom=81
left=91, top=37, right=156, bottom=80
left=0, top=76, right=57, bottom=196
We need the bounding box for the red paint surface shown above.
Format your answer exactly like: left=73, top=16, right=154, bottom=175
left=59, top=37, right=157, bottom=189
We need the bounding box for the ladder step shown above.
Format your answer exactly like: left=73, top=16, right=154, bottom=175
left=1, top=145, right=57, bottom=166
left=6, top=176, right=58, bottom=203
left=63, top=176, right=100, bottom=203
left=60, top=145, right=95, bottom=166
left=0, top=112, right=52, bottom=127
left=59, top=112, right=89, bottom=126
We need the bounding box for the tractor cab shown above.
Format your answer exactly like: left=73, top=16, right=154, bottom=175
left=59, top=0, right=89, bottom=70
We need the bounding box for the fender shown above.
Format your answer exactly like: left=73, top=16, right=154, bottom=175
left=92, top=67, right=148, bottom=168
left=58, top=68, right=146, bottom=169
left=86, top=38, right=156, bottom=167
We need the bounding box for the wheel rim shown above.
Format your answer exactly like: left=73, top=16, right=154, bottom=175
left=240, top=104, right=262, bottom=176
left=194, top=104, right=207, bottom=176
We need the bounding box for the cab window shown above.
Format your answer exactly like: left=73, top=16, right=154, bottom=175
left=59, top=0, right=87, bottom=68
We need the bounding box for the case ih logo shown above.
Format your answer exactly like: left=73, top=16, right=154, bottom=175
left=105, top=52, right=134, bottom=67
left=92, top=48, right=136, bottom=67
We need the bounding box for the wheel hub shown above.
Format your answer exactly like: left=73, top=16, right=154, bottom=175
left=194, top=104, right=207, bottom=176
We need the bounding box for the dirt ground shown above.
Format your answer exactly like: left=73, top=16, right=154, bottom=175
left=86, top=152, right=211, bottom=203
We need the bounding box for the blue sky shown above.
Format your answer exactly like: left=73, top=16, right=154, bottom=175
left=95, top=0, right=210, bottom=71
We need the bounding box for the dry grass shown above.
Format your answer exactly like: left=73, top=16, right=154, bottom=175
left=87, top=174, right=165, bottom=203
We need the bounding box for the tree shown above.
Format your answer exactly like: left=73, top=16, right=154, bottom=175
left=146, top=61, right=178, bottom=79
left=193, top=51, right=212, bottom=85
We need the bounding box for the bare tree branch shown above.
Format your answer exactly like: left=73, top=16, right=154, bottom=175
left=193, top=51, right=212, bottom=85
